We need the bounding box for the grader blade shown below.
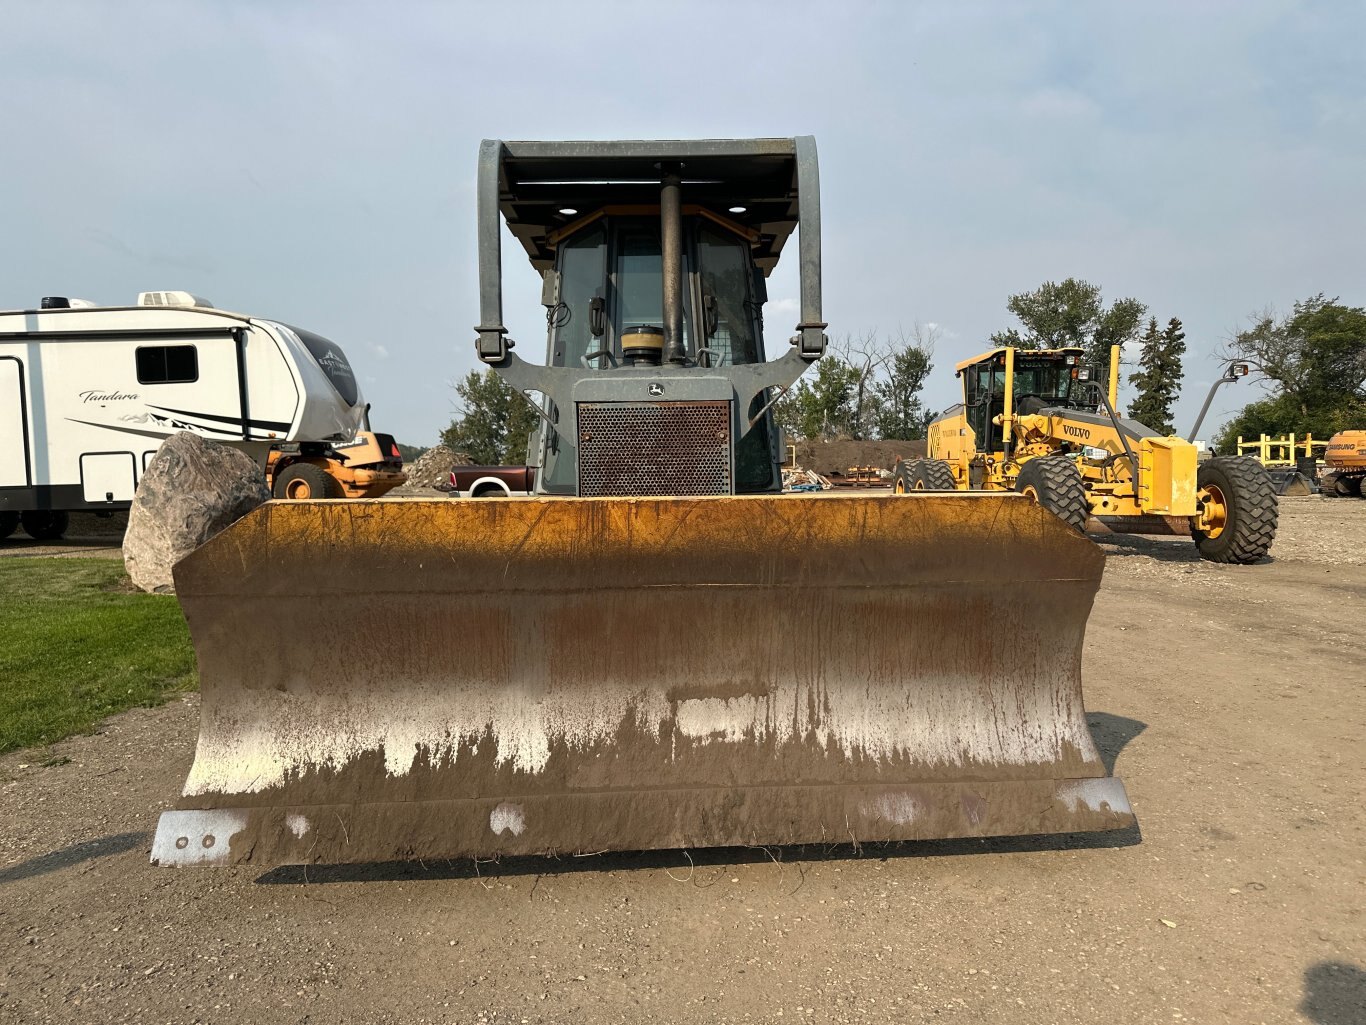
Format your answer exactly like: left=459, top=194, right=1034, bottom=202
left=152, top=492, right=1133, bottom=868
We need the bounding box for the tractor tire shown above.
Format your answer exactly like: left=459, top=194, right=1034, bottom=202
left=1344, top=475, right=1364, bottom=498
left=1192, top=456, right=1278, bottom=564
left=892, top=462, right=910, bottom=493
left=21, top=510, right=69, bottom=541
left=1013, top=455, right=1088, bottom=532
left=894, top=459, right=957, bottom=493
left=273, top=462, right=341, bottom=501
left=0, top=511, right=19, bottom=539
left=1318, top=471, right=1341, bottom=497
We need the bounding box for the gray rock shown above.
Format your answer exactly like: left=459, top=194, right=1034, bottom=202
left=122, top=432, right=270, bottom=594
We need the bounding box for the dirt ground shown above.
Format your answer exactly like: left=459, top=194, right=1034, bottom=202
left=1, top=497, right=1362, bottom=1024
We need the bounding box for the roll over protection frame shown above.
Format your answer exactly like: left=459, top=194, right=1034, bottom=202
left=473, top=136, right=827, bottom=365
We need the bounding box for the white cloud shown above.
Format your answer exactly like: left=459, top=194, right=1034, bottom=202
left=1, top=1, right=1359, bottom=444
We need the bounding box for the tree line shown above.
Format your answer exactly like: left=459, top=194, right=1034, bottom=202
left=440, top=279, right=1364, bottom=462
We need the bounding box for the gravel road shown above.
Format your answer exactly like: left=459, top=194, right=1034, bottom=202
left=1, top=497, right=1362, bottom=1024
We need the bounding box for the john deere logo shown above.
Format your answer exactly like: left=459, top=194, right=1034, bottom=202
left=648, top=383, right=665, bottom=396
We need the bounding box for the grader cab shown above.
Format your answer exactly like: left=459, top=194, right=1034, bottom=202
left=152, top=139, right=1133, bottom=869
left=902, top=345, right=1278, bottom=563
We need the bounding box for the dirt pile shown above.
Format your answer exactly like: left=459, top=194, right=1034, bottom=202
left=397, top=445, right=467, bottom=491
left=793, top=439, right=927, bottom=476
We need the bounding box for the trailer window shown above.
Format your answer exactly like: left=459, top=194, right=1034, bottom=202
left=136, top=345, right=198, bottom=384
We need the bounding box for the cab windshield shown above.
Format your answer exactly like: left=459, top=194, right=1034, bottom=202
left=541, top=213, right=772, bottom=493
left=1011, top=361, right=1077, bottom=405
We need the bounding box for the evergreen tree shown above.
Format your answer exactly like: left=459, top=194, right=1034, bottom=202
left=1127, top=316, right=1186, bottom=434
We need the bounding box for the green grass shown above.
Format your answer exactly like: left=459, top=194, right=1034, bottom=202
left=0, top=558, right=196, bottom=755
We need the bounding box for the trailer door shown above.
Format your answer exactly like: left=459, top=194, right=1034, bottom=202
left=0, top=357, right=30, bottom=487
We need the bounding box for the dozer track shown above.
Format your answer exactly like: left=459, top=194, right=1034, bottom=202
left=152, top=492, right=1132, bottom=868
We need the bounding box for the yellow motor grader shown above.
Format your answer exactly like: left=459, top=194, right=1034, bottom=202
left=896, top=345, right=1278, bottom=563
left=152, top=139, right=1134, bottom=869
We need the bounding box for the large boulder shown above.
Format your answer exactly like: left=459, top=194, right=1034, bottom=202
left=123, top=432, right=270, bottom=594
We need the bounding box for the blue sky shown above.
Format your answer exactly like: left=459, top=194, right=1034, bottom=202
left=3, top=1, right=1362, bottom=445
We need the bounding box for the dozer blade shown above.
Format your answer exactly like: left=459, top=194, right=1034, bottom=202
left=152, top=493, right=1133, bottom=868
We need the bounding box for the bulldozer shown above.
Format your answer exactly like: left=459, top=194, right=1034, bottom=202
left=152, top=138, right=1134, bottom=869
left=897, top=346, right=1278, bottom=564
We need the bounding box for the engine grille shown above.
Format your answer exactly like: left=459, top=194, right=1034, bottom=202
left=576, top=401, right=732, bottom=497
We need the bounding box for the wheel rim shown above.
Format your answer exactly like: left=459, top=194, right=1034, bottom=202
left=1196, top=483, right=1228, bottom=538
left=912, top=479, right=926, bottom=491
left=285, top=479, right=312, bottom=500
left=1020, top=484, right=1040, bottom=503
left=894, top=479, right=907, bottom=494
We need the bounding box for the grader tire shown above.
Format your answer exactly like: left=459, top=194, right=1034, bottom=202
left=1192, top=456, right=1278, bottom=564
left=913, top=459, right=957, bottom=490
left=898, top=459, right=956, bottom=491
left=1014, top=455, right=1088, bottom=533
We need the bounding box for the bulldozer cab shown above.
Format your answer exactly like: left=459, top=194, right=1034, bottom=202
left=539, top=212, right=776, bottom=490
left=959, top=346, right=1087, bottom=453
left=473, top=139, right=827, bottom=497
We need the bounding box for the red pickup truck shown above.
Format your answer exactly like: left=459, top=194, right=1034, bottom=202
left=446, top=465, right=536, bottom=498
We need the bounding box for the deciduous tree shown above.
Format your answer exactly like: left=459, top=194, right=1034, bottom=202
left=992, top=278, right=1147, bottom=375
left=873, top=327, right=937, bottom=440
left=1214, top=295, right=1366, bottom=451
left=774, top=355, right=859, bottom=441
left=440, top=369, right=541, bottom=465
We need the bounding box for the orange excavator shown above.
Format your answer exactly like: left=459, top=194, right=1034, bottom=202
left=1321, top=430, right=1366, bottom=497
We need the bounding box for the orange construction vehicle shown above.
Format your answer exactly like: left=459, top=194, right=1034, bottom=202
left=266, top=428, right=407, bottom=499
left=1321, top=430, right=1366, bottom=498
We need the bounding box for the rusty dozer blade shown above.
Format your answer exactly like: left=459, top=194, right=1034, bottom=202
left=152, top=493, right=1134, bottom=868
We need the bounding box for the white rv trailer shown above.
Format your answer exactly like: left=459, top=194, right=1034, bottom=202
left=0, top=292, right=366, bottom=540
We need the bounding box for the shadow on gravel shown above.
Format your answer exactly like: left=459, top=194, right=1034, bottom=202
left=0, top=831, right=149, bottom=885
left=1095, top=534, right=1203, bottom=563
left=1301, top=961, right=1366, bottom=1025
left=256, top=827, right=1143, bottom=886
left=1095, top=533, right=1275, bottom=565
left=1087, top=711, right=1148, bottom=776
